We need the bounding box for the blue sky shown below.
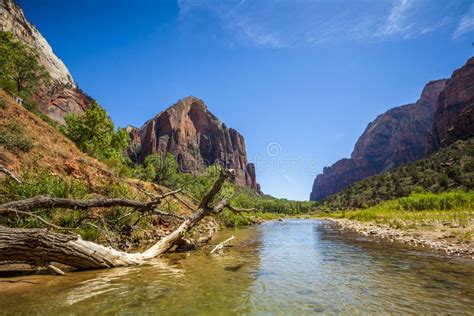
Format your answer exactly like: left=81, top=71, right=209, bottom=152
left=19, top=0, right=474, bottom=200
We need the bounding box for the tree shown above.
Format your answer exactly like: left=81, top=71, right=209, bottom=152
left=0, top=31, right=49, bottom=96
left=143, top=153, right=179, bottom=185
left=63, top=101, right=129, bottom=164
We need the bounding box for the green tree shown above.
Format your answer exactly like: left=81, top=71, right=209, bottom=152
left=143, top=153, right=179, bottom=185
left=63, top=101, right=129, bottom=164
left=0, top=32, right=49, bottom=96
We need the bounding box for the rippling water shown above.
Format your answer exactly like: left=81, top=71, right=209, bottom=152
left=1, top=219, right=473, bottom=315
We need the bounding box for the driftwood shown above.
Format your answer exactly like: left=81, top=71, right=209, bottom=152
left=210, top=235, right=236, bottom=254
left=0, top=169, right=244, bottom=270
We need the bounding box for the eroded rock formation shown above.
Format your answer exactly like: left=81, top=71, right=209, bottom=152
left=310, top=79, right=447, bottom=201
left=129, top=97, right=260, bottom=192
left=430, top=57, right=474, bottom=151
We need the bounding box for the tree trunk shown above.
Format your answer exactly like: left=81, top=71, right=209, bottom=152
left=0, top=169, right=234, bottom=270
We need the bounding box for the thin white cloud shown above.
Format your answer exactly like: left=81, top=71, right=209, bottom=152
left=177, top=0, right=473, bottom=47
left=376, top=0, right=415, bottom=37
left=453, top=4, right=474, bottom=38
left=239, top=25, right=282, bottom=48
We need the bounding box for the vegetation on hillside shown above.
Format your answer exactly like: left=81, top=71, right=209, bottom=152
left=0, top=31, right=49, bottom=98
left=0, top=122, right=33, bottom=152
left=0, top=31, right=62, bottom=129
left=322, top=138, right=474, bottom=210
left=63, top=101, right=130, bottom=171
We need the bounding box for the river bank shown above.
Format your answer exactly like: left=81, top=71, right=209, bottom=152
left=323, top=217, right=474, bottom=259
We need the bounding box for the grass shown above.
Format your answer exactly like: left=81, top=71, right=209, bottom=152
left=317, top=190, right=474, bottom=231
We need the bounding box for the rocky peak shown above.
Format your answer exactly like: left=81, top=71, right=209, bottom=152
left=130, top=97, right=261, bottom=193
left=310, top=79, right=447, bottom=201
left=0, top=0, right=92, bottom=123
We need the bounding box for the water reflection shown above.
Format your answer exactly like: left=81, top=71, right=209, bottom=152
left=0, top=220, right=473, bottom=315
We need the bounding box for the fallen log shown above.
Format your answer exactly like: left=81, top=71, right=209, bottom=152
left=0, top=169, right=239, bottom=270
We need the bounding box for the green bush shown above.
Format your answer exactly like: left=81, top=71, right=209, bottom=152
left=63, top=101, right=130, bottom=169
left=0, top=171, right=88, bottom=203
left=0, top=98, right=6, bottom=109
left=0, top=122, right=33, bottom=152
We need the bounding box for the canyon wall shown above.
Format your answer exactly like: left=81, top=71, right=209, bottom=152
left=430, top=57, right=474, bottom=151
left=310, top=79, right=447, bottom=201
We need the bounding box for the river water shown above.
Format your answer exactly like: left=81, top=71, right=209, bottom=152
left=1, top=219, right=473, bottom=315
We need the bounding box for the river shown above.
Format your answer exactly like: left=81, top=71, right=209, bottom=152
left=1, top=219, right=473, bottom=315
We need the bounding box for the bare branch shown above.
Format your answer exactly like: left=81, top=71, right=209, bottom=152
left=180, top=190, right=200, bottom=203
left=0, top=164, right=22, bottom=183
left=198, top=169, right=232, bottom=209
left=0, top=196, right=162, bottom=213
left=45, top=263, right=66, bottom=276
left=210, top=235, right=236, bottom=254
left=172, top=194, right=196, bottom=211
left=159, top=189, right=182, bottom=199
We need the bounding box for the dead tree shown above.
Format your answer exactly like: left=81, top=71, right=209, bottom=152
left=0, top=169, right=247, bottom=270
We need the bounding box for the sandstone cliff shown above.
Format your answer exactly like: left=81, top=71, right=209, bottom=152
left=129, top=97, right=260, bottom=192
left=430, top=57, right=474, bottom=151
left=0, top=0, right=91, bottom=123
left=310, top=79, right=447, bottom=201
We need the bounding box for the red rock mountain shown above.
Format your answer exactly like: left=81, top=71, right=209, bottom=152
left=310, top=79, right=447, bottom=201
left=0, top=0, right=92, bottom=123
left=128, top=97, right=260, bottom=192
left=430, top=57, right=474, bottom=151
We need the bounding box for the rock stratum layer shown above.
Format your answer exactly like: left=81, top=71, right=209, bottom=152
left=129, top=97, right=260, bottom=192
left=0, top=0, right=91, bottom=123
left=430, top=57, right=474, bottom=151
left=310, top=79, right=447, bottom=201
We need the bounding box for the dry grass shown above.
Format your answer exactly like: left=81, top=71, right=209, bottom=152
left=0, top=90, right=106, bottom=187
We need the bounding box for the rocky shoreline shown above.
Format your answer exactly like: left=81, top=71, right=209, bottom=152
left=326, top=218, right=474, bottom=259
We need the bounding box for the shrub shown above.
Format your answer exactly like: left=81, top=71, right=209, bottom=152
left=0, top=171, right=88, bottom=203
left=0, top=122, right=33, bottom=152
left=63, top=101, right=130, bottom=167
